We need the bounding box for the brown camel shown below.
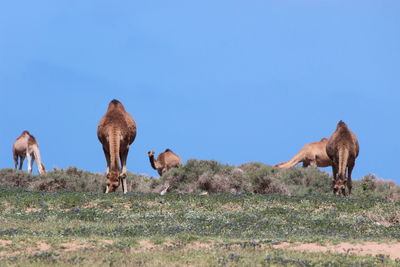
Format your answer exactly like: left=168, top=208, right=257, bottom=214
left=12, top=130, right=46, bottom=174
left=275, top=138, right=332, bottom=169
left=148, top=149, right=182, bottom=176
left=326, top=121, right=359, bottom=196
left=97, top=99, right=136, bottom=193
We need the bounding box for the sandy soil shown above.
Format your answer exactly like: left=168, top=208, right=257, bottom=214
left=0, top=239, right=399, bottom=259
left=274, top=242, right=400, bottom=259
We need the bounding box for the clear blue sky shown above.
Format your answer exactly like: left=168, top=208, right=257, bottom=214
left=1, top=1, right=399, bottom=183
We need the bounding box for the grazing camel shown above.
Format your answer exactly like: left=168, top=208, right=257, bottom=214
left=326, top=121, right=359, bottom=196
left=97, top=99, right=136, bottom=193
left=148, top=149, right=182, bottom=176
left=12, top=130, right=46, bottom=174
left=275, top=138, right=332, bottom=169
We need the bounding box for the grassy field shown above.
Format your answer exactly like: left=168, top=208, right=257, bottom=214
left=0, top=164, right=399, bottom=266
left=0, top=187, right=399, bottom=266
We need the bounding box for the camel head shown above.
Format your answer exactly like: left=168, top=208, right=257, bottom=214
left=148, top=151, right=155, bottom=157
left=333, top=179, right=346, bottom=196
left=106, top=170, right=120, bottom=193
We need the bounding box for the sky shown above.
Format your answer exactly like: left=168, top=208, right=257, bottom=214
left=0, top=1, right=399, bottom=183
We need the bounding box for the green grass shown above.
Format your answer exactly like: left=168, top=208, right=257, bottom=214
left=0, top=187, right=399, bottom=266
left=0, top=164, right=399, bottom=265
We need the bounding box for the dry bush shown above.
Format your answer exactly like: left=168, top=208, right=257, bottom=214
left=160, top=159, right=236, bottom=192
left=242, top=164, right=289, bottom=194
left=0, top=169, right=35, bottom=188
left=0, top=164, right=398, bottom=200
left=358, top=174, right=400, bottom=201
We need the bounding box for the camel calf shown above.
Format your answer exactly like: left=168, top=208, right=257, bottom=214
left=12, top=130, right=46, bottom=174
left=326, top=121, right=359, bottom=196
left=97, top=99, right=136, bottom=193
left=148, top=149, right=182, bottom=176
left=275, top=138, right=332, bottom=169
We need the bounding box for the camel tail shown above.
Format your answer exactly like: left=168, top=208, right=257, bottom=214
left=275, top=151, right=303, bottom=169
left=338, top=147, right=349, bottom=181
left=109, top=127, right=121, bottom=172
left=32, top=145, right=45, bottom=174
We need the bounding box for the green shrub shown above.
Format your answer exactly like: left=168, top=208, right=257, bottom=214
left=356, top=174, right=400, bottom=201
left=0, top=169, right=35, bottom=188
left=0, top=167, right=155, bottom=194
left=244, top=165, right=289, bottom=194
left=277, top=167, right=331, bottom=195
left=160, top=159, right=235, bottom=193
left=0, top=163, right=398, bottom=200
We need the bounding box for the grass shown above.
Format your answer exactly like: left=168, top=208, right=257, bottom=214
left=0, top=187, right=399, bottom=265
left=0, top=165, right=399, bottom=265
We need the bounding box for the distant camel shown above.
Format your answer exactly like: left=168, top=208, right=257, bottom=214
left=12, top=130, right=46, bottom=174
left=148, top=149, right=182, bottom=176
left=97, top=99, right=136, bottom=193
left=326, top=121, right=359, bottom=196
left=275, top=138, right=332, bottom=169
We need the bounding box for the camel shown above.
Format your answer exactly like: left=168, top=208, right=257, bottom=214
left=97, top=99, right=136, bottom=193
left=326, top=121, right=359, bottom=196
left=148, top=149, right=182, bottom=176
left=275, top=138, right=332, bottom=169
left=12, top=130, right=46, bottom=174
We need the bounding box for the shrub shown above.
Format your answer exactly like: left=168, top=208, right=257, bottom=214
left=361, top=174, right=377, bottom=192
left=0, top=164, right=398, bottom=200
left=0, top=167, right=155, bottom=193
left=244, top=165, right=289, bottom=194
left=160, top=159, right=236, bottom=193
left=357, top=174, right=400, bottom=201
left=277, top=167, right=332, bottom=195
left=0, top=169, right=35, bottom=188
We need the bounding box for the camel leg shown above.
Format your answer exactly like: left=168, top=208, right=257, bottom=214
left=331, top=162, right=338, bottom=192
left=26, top=153, right=33, bottom=174
left=102, top=145, right=110, bottom=174
left=347, top=161, right=355, bottom=196
left=13, top=153, right=18, bottom=169
left=105, top=186, right=109, bottom=194
left=118, top=145, right=130, bottom=194
left=32, top=154, right=36, bottom=172
left=18, top=155, right=25, bottom=170
left=121, top=178, right=125, bottom=193
left=121, top=177, right=127, bottom=194
left=120, top=145, right=130, bottom=176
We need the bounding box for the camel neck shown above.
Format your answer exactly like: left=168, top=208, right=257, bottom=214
left=149, top=155, right=158, bottom=170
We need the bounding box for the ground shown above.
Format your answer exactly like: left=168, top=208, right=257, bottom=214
left=0, top=188, right=399, bottom=266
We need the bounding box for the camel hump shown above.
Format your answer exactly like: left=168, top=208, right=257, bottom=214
left=110, top=99, right=121, bottom=105
left=27, top=134, right=37, bottom=145
left=106, top=99, right=127, bottom=113
left=165, top=149, right=172, bottom=152
left=19, top=130, right=35, bottom=141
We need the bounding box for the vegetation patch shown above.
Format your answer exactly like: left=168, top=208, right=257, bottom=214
left=0, top=166, right=399, bottom=265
